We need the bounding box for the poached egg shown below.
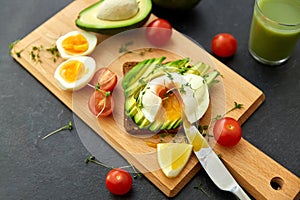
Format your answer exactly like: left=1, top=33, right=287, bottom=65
left=138, top=73, right=209, bottom=124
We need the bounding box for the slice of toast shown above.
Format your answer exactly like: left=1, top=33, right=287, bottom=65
left=122, top=61, right=180, bottom=135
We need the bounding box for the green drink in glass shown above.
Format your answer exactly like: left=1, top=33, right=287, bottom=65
left=249, top=0, right=300, bottom=65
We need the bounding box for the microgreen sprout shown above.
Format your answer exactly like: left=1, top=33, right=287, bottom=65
left=119, top=41, right=134, bottom=53
left=194, top=183, right=210, bottom=197
left=84, top=155, right=142, bottom=179
left=105, top=91, right=111, bottom=97
left=225, top=101, right=244, bottom=115
left=46, top=44, right=60, bottom=63
left=130, top=163, right=143, bottom=179
left=166, top=72, right=174, bottom=81
left=198, top=125, right=209, bottom=136
left=29, top=44, right=59, bottom=63
left=85, top=156, right=113, bottom=169
left=42, top=121, right=73, bottom=140
left=96, top=91, right=111, bottom=118
left=213, top=102, right=244, bottom=121
left=9, top=40, right=23, bottom=58
left=138, top=48, right=152, bottom=56
left=119, top=41, right=152, bottom=56
left=95, top=83, right=101, bottom=91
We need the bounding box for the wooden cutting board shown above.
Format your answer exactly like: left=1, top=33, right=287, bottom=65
left=10, top=0, right=300, bottom=199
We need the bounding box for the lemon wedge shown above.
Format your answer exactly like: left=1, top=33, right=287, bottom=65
left=157, top=143, right=193, bottom=178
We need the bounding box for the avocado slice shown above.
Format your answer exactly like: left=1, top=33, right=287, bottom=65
left=75, top=0, right=152, bottom=35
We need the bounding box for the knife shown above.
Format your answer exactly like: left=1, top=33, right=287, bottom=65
left=171, top=86, right=251, bottom=200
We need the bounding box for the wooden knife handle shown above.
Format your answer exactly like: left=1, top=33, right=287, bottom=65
left=215, top=139, right=300, bottom=200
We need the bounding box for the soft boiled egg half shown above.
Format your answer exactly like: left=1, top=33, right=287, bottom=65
left=54, top=56, right=96, bottom=91
left=56, top=30, right=97, bottom=59
left=139, top=73, right=209, bottom=124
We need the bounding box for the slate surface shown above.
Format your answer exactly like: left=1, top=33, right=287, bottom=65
left=1, top=0, right=299, bottom=199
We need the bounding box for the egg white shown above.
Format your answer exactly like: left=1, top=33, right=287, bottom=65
left=56, top=30, right=97, bottom=59
left=139, top=73, right=209, bottom=123
left=54, top=56, right=96, bottom=91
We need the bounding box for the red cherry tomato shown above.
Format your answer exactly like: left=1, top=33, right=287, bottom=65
left=105, top=168, right=132, bottom=195
left=211, top=33, right=237, bottom=57
left=213, top=117, right=242, bottom=147
left=88, top=90, right=113, bottom=117
left=90, top=68, right=118, bottom=92
left=146, top=18, right=172, bottom=46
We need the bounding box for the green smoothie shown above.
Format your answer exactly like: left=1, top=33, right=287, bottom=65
left=249, top=0, right=300, bottom=64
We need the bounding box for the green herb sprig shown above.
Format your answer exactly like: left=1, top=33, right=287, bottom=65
left=30, top=44, right=59, bottom=63
left=194, top=183, right=210, bottom=197
left=225, top=101, right=244, bottom=115
left=9, top=40, right=23, bottom=58
left=9, top=39, right=59, bottom=63
left=30, top=45, right=43, bottom=63
left=42, top=121, right=73, bottom=140
left=213, top=101, right=244, bottom=121
left=199, top=102, right=243, bottom=136
left=46, top=44, right=60, bottom=63
left=85, top=155, right=142, bottom=179
left=119, top=41, right=152, bottom=56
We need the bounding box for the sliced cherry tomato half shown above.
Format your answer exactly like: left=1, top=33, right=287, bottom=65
left=90, top=68, right=118, bottom=92
left=213, top=117, right=242, bottom=147
left=146, top=18, right=172, bottom=46
left=211, top=33, right=237, bottom=58
left=88, top=90, right=113, bottom=117
left=105, top=168, right=132, bottom=195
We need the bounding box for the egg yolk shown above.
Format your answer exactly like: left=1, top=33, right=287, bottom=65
left=59, top=60, right=85, bottom=83
left=157, top=86, right=181, bottom=121
left=62, top=34, right=89, bottom=54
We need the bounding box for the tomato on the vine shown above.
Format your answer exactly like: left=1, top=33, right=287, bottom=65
left=213, top=117, right=242, bottom=147
left=90, top=68, right=118, bottom=92
left=105, top=168, right=132, bottom=195
left=211, top=33, right=237, bottom=58
left=88, top=90, right=113, bottom=117
left=146, top=18, right=172, bottom=46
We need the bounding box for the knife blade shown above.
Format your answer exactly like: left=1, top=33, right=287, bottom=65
left=170, top=86, right=251, bottom=200
left=182, top=122, right=251, bottom=200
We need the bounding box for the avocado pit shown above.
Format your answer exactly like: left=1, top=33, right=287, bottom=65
left=97, top=0, right=139, bottom=21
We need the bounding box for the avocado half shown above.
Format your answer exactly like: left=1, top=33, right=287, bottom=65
left=75, top=0, right=152, bottom=35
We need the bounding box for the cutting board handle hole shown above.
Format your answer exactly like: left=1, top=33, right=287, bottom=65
left=270, top=177, right=284, bottom=190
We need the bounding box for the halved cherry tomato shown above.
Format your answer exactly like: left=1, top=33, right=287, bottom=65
left=88, top=90, right=113, bottom=117
left=213, top=117, right=242, bottom=147
left=90, top=68, right=118, bottom=92
left=146, top=18, right=172, bottom=46
left=105, top=168, right=132, bottom=195
left=211, top=33, right=237, bottom=58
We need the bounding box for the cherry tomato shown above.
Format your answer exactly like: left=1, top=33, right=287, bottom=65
left=211, top=33, right=237, bottom=57
left=146, top=18, right=172, bottom=46
left=88, top=90, right=113, bottom=117
left=90, top=68, right=118, bottom=92
left=105, top=168, right=132, bottom=195
left=213, top=117, right=242, bottom=147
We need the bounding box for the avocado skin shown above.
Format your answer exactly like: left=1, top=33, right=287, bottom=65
left=76, top=13, right=151, bottom=35
left=75, top=0, right=152, bottom=35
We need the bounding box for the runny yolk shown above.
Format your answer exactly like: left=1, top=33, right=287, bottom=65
left=156, top=86, right=181, bottom=121
left=59, top=60, right=85, bottom=83
left=62, top=34, right=89, bottom=54
left=162, top=93, right=181, bottom=121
